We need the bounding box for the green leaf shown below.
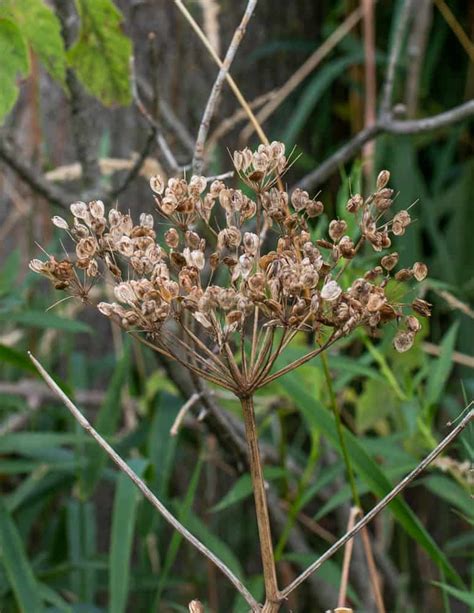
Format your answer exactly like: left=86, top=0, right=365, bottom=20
left=211, top=467, right=286, bottom=513
left=67, top=0, right=132, bottom=106
left=0, top=310, right=91, bottom=333
left=279, top=369, right=463, bottom=587
left=283, top=52, right=364, bottom=146
left=0, top=18, right=29, bottom=122
left=0, top=498, right=44, bottom=612
left=179, top=509, right=244, bottom=580
left=109, top=458, right=148, bottom=613
left=80, top=346, right=130, bottom=498
left=425, top=322, right=459, bottom=408
left=154, top=455, right=204, bottom=606
left=431, top=581, right=474, bottom=607
left=0, top=344, right=37, bottom=374
left=0, top=0, right=66, bottom=83
left=422, top=474, right=473, bottom=520
left=0, top=249, right=21, bottom=296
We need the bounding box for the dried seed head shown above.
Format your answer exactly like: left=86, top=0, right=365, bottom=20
left=376, top=170, right=390, bottom=190
left=412, top=261, right=428, bottom=281
left=346, top=194, right=363, bottom=214
left=306, top=200, right=324, bottom=218
left=150, top=175, right=165, bottom=194
left=393, top=330, right=414, bottom=353
left=329, top=219, right=348, bottom=242
left=412, top=298, right=432, bottom=317
left=321, top=280, right=342, bottom=301
left=381, top=252, right=399, bottom=271
left=52, top=216, right=69, bottom=230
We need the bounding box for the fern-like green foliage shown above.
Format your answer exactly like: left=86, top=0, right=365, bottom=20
left=67, top=0, right=132, bottom=107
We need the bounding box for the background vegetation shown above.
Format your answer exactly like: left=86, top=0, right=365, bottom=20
left=0, top=0, right=472, bottom=611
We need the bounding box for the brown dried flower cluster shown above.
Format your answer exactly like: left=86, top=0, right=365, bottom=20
left=30, top=142, right=430, bottom=396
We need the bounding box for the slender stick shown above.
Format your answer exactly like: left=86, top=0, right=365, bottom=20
left=380, top=0, right=413, bottom=118
left=360, top=525, right=386, bottom=613
left=172, top=0, right=269, bottom=147
left=240, top=395, right=280, bottom=611
left=280, top=407, right=474, bottom=599
left=337, top=507, right=360, bottom=608
left=193, top=0, right=258, bottom=174
left=295, top=100, right=474, bottom=192
left=29, top=352, right=260, bottom=611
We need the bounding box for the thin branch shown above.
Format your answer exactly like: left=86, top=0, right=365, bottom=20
left=380, top=0, right=413, bottom=118
left=172, top=0, right=270, bottom=147
left=405, top=0, right=432, bottom=117
left=107, top=129, right=157, bottom=201
left=193, top=0, right=257, bottom=174
left=0, top=136, right=72, bottom=210
left=296, top=100, right=474, bottom=192
left=280, top=405, right=474, bottom=599
left=130, top=58, right=186, bottom=174
left=28, top=352, right=260, bottom=611
left=433, top=0, right=474, bottom=62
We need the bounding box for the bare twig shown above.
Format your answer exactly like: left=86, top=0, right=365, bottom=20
left=239, top=6, right=364, bottom=143
left=197, top=0, right=221, bottom=56
left=422, top=343, right=474, bottom=370
left=296, top=100, right=474, bottom=191
left=0, top=136, right=72, bottom=210
left=280, top=405, right=474, bottom=599
left=360, top=525, right=386, bottom=613
left=170, top=392, right=203, bottom=436
left=433, top=0, right=474, bottom=62
left=130, top=58, right=186, bottom=174
left=107, top=130, right=157, bottom=201
left=380, top=0, right=413, bottom=118
left=337, top=507, right=360, bottom=608
left=193, top=0, right=258, bottom=174
left=28, top=352, right=260, bottom=611
left=405, top=0, right=432, bottom=117
left=172, top=0, right=270, bottom=147
left=362, top=0, right=377, bottom=177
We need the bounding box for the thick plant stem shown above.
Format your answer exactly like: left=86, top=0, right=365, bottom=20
left=240, top=395, right=280, bottom=612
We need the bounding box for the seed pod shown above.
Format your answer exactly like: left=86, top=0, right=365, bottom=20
left=376, top=170, right=390, bottom=190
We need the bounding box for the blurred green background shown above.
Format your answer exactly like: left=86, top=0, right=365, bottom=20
left=0, top=0, right=472, bottom=611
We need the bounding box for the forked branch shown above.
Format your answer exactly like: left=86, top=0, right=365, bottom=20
left=28, top=352, right=260, bottom=611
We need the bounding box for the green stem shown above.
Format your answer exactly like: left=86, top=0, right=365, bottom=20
left=321, top=353, right=360, bottom=507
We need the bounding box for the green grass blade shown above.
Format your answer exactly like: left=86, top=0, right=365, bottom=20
left=425, top=322, right=459, bottom=408
left=279, top=369, right=463, bottom=587
left=80, top=345, right=130, bottom=499
left=109, top=458, right=148, bottom=613
left=0, top=498, right=43, bottom=612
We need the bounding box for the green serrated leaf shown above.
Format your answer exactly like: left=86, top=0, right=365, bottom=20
left=0, top=18, right=29, bottom=121
left=0, top=0, right=66, bottom=83
left=0, top=498, right=44, bottom=612
left=67, top=0, right=132, bottom=106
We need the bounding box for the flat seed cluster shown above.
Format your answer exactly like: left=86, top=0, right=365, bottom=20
left=30, top=142, right=430, bottom=394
